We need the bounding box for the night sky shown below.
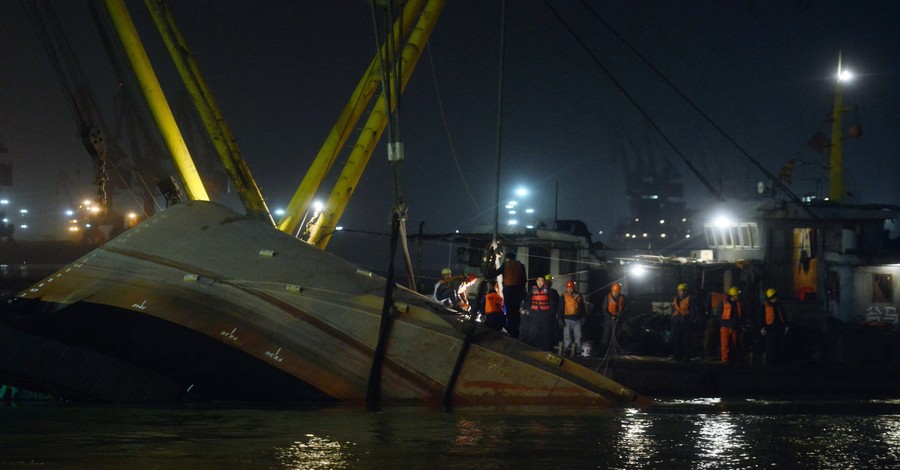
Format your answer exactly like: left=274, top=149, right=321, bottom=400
left=1, top=1, right=899, bottom=274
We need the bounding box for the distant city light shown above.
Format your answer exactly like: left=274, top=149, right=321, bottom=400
left=507, top=220, right=518, bottom=226
left=507, top=200, right=518, bottom=207
left=525, top=208, right=534, bottom=214
left=598, top=230, right=603, bottom=235
left=682, top=218, right=687, bottom=222
left=526, top=225, right=534, bottom=229
left=82, top=199, right=92, bottom=206
left=686, top=234, right=691, bottom=238
left=19, top=224, right=28, bottom=229
left=659, top=219, right=665, bottom=224
left=65, top=210, right=74, bottom=216
left=642, top=233, right=648, bottom=238
left=127, top=212, right=138, bottom=220
left=19, top=209, right=28, bottom=214
left=0, top=199, right=8, bottom=205
left=508, top=210, right=516, bottom=215
left=335, top=226, right=343, bottom=231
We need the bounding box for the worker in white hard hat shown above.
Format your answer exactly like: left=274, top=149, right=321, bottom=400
left=433, top=267, right=461, bottom=308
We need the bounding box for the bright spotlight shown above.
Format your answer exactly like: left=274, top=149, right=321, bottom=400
left=838, top=69, right=853, bottom=82
left=274, top=208, right=285, bottom=216
left=629, top=264, right=646, bottom=277
left=312, top=200, right=324, bottom=212
left=713, top=215, right=733, bottom=228
left=514, top=187, right=528, bottom=197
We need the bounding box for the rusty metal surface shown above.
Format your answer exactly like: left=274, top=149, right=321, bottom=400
left=14, top=201, right=644, bottom=407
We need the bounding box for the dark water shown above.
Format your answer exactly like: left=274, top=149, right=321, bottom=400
left=2, top=398, right=899, bottom=469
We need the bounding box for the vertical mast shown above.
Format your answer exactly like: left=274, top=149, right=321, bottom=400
left=829, top=52, right=853, bottom=202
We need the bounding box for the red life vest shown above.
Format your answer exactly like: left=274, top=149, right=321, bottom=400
left=530, top=286, right=551, bottom=311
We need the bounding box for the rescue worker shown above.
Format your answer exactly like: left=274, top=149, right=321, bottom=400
left=528, top=275, right=556, bottom=350
left=558, top=280, right=586, bottom=357
left=720, top=286, right=743, bottom=364
left=601, top=282, right=626, bottom=355
left=485, top=251, right=527, bottom=338
left=672, top=283, right=694, bottom=361
left=544, top=275, right=561, bottom=348
left=760, top=288, right=788, bottom=366
left=433, top=267, right=461, bottom=309
left=480, top=281, right=505, bottom=331
left=704, top=290, right=727, bottom=359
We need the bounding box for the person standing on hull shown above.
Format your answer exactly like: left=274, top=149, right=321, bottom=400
left=480, top=281, right=506, bottom=331
left=602, top=282, right=627, bottom=355
left=528, top=275, right=556, bottom=351
left=761, top=288, right=788, bottom=366
left=486, top=251, right=527, bottom=338
left=720, top=286, right=744, bottom=364
left=544, top=275, right=561, bottom=349
left=559, top=280, right=586, bottom=357
left=672, top=283, right=695, bottom=361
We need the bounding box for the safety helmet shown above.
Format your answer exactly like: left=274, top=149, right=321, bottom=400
left=611, top=282, right=621, bottom=294
left=677, top=283, right=687, bottom=291
left=766, top=288, right=777, bottom=299
left=728, top=286, right=739, bottom=296
left=566, top=280, right=576, bottom=289
left=544, top=274, right=553, bottom=281
left=441, top=267, right=452, bottom=276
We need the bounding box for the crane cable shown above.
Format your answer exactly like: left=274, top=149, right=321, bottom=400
left=541, top=0, right=724, bottom=202
left=574, top=0, right=817, bottom=219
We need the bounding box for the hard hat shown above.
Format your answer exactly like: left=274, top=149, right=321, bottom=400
left=441, top=267, right=452, bottom=276
left=505, top=251, right=516, bottom=259
left=728, top=286, right=739, bottom=296
left=566, top=280, right=576, bottom=289
left=766, top=288, right=777, bottom=299
left=611, top=282, right=621, bottom=294
left=677, top=283, right=687, bottom=291
left=544, top=274, right=553, bottom=281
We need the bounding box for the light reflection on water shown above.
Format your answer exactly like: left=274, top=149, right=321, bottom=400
left=2, top=399, right=899, bottom=469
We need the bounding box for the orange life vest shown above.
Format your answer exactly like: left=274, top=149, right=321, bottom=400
left=485, top=291, right=504, bottom=315
left=502, top=260, right=525, bottom=286
left=563, top=292, right=583, bottom=316
left=764, top=301, right=785, bottom=326
left=721, top=298, right=742, bottom=327
left=607, top=293, right=624, bottom=317
left=673, top=294, right=691, bottom=317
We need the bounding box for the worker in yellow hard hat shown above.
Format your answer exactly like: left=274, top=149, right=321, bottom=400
left=761, top=288, right=788, bottom=366
left=672, top=283, right=694, bottom=361
left=720, top=286, right=743, bottom=364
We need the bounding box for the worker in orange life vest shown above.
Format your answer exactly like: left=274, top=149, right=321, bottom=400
left=760, top=288, right=788, bottom=366
left=558, top=280, right=586, bottom=357
left=485, top=251, right=527, bottom=339
left=720, top=286, right=744, bottom=364
left=601, top=282, right=626, bottom=354
left=672, top=283, right=694, bottom=361
left=480, top=281, right=505, bottom=331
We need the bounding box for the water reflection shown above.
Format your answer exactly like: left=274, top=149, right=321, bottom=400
left=2, top=401, right=900, bottom=468
left=275, top=434, right=354, bottom=469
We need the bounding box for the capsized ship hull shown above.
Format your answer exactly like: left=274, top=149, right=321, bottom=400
left=1, top=202, right=644, bottom=407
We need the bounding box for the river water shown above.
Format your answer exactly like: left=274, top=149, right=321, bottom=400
left=2, top=398, right=899, bottom=469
